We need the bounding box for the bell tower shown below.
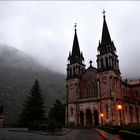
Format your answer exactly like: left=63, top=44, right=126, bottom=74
left=97, top=12, right=120, bottom=73
left=97, top=11, right=122, bottom=125
left=66, top=24, right=85, bottom=126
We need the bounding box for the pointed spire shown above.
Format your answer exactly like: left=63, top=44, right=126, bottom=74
left=101, top=10, right=112, bottom=47
left=68, top=23, right=84, bottom=65
left=72, top=23, right=80, bottom=57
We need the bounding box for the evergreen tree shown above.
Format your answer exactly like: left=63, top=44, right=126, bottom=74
left=20, top=79, right=45, bottom=127
left=48, top=99, right=65, bottom=125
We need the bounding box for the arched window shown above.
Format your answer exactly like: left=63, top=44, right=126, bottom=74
left=75, top=66, right=77, bottom=75
left=112, top=57, right=114, bottom=68
left=78, top=66, right=80, bottom=74
left=123, top=88, right=125, bottom=96
left=106, top=104, right=108, bottom=119
left=94, top=85, right=98, bottom=97
left=82, top=68, right=84, bottom=73
left=92, top=84, right=94, bottom=96
left=109, top=55, right=111, bottom=66
left=92, top=84, right=97, bottom=97
left=70, top=68, right=72, bottom=76
left=70, top=107, right=73, bottom=116
left=125, top=105, right=127, bottom=113
left=88, top=83, right=91, bottom=96
left=101, top=58, right=104, bottom=68
left=114, top=59, right=116, bottom=68
left=73, top=67, right=75, bottom=75
left=105, top=57, right=108, bottom=67
left=86, top=87, right=89, bottom=96
left=67, top=67, right=69, bottom=75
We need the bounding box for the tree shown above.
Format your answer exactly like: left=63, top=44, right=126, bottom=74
left=48, top=99, right=65, bottom=125
left=19, top=79, right=45, bottom=127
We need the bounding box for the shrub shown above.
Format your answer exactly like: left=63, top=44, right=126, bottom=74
left=98, top=126, right=119, bottom=134
left=130, top=128, right=140, bottom=133
left=55, top=121, right=62, bottom=130
left=47, top=120, right=57, bottom=132
left=28, top=121, right=40, bottom=130
left=39, top=120, right=48, bottom=130
left=119, top=130, right=140, bottom=140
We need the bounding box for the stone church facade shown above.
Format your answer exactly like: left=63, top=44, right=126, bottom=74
left=65, top=14, right=140, bottom=126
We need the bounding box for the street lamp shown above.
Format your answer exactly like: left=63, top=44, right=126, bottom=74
left=117, top=104, right=122, bottom=126
left=100, top=113, right=104, bottom=126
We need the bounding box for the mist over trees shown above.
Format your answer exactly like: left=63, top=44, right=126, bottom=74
left=0, top=44, right=66, bottom=125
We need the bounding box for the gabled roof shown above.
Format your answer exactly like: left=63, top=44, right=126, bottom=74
left=80, top=65, right=97, bottom=79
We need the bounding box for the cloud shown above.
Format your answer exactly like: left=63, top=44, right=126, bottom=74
left=0, top=1, right=140, bottom=78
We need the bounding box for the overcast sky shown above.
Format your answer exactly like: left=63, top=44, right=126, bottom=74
left=0, top=1, right=140, bottom=79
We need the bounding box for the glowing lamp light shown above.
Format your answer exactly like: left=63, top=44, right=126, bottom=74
left=117, top=104, right=123, bottom=126
left=100, top=113, right=104, bottom=117
left=117, top=104, right=122, bottom=110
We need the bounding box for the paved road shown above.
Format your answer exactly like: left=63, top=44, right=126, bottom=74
left=0, top=128, right=103, bottom=140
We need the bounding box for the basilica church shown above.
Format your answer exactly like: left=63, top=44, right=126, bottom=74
left=65, top=13, right=140, bottom=126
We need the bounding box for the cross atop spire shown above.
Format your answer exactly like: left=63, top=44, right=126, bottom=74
left=102, top=9, right=106, bottom=19
left=74, top=23, right=77, bottom=31
left=89, top=60, right=93, bottom=67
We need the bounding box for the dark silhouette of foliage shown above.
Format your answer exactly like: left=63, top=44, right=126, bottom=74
left=0, top=101, right=3, bottom=114
left=48, top=99, right=65, bottom=125
left=19, top=79, right=45, bottom=127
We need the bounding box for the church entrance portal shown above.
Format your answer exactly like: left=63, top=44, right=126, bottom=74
left=94, top=110, right=99, bottom=126
left=80, top=111, right=84, bottom=126
left=86, top=109, right=92, bottom=126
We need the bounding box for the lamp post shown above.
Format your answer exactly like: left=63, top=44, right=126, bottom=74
left=117, top=104, right=122, bottom=126
left=100, top=113, right=104, bottom=126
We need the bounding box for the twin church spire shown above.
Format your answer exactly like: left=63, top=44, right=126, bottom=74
left=68, top=23, right=84, bottom=65
left=97, top=12, right=120, bottom=73
left=101, top=14, right=112, bottom=47
left=71, top=24, right=82, bottom=60
left=67, top=11, right=120, bottom=80
left=98, top=12, right=116, bottom=55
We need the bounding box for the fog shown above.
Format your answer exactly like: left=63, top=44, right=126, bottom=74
left=0, top=1, right=140, bottom=79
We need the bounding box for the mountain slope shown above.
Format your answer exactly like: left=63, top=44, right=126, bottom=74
left=0, top=44, right=66, bottom=125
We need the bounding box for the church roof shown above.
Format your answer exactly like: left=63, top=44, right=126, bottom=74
left=128, top=80, right=140, bottom=85
left=80, top=65, right=97, bottom=78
